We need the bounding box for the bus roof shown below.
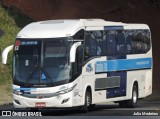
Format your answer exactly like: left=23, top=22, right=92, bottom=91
left=17, top=19, right=150, bottom=39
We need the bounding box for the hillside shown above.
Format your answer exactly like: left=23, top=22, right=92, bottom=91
left=0, top=5, right=33, bottom=105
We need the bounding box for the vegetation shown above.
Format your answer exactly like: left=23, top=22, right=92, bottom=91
left=0, top=5, right=34, bottom=105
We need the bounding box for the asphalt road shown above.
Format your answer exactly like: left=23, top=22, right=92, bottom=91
left=0, top=100, right=160, bottom=118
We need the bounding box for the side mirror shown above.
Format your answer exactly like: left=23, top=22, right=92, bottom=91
left=70, top=42, right=81, bottom=63
left=2, top=45, right=14, bottom=64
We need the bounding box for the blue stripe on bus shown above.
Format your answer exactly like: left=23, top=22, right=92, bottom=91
left=95, top=57, right=152, bottom=73
left=104, top=26, right=124, bottom=30
left=14, top=88, right=37, bottom=91
left=14, top=88, right=37, bottom=94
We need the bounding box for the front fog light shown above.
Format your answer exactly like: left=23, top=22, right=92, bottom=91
left=14, top=99, right=21, bottom=105
left=62, top=98, right=70, bottom=104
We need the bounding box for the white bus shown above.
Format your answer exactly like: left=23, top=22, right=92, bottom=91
left=2, top=19, right=152, bottom=112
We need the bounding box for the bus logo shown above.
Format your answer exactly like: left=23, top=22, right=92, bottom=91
left=86, top=63, right=93, bottom=72
left=37, top=95, right=43, bottom=99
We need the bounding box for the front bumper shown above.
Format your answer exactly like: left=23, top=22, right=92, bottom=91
left=13, top=92, right=73, bottom=108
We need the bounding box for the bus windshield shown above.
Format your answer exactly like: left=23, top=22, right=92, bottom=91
left=13, top=37, right=73, bottom=87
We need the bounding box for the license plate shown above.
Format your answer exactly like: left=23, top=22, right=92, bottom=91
left=35, top=102, right=46, bottom=107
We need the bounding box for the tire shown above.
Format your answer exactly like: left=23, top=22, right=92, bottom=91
left=127, top=85, right=138, bottom=108
left=80, top=91, right=91, bottom=113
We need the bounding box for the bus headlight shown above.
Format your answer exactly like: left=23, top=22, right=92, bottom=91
left=13, top=90, right=22, bottom=95
left=58, top=90, right=68, bottom=94
left=58, top=83, right=77, bottom=95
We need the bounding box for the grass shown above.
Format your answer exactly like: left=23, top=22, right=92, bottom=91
left=0, top=5, right=34, bottom=105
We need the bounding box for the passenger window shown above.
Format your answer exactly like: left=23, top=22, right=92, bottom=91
left=126, top=34, right=132, bottom=54
left=84, top=31, right=104, bottom=61
left=84, top=32, right=96, bottom=61
left=126, top=30, right=151, bottom=54
left=117, top=31, right=126, bottom=54
left=106, top=30, right=117, bottom=55
left=141, top=30, right=151, bottom=53
left=94, top=31, right=104, bottom=56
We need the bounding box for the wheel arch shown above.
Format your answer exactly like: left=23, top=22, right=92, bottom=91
left=83, top=85, right=92, bottom=104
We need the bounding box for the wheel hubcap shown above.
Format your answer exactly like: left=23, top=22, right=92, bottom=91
left=133, top=90, right=137, bottom=103
left=87, top=95, right=90, bottom=106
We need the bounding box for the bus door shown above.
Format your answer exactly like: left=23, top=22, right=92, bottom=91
left=106, top=29, right=127, bottom=98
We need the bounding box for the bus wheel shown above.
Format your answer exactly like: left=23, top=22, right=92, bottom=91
left=80, top=91, right=91, bottom=113
left=127, top=85, right=138, bottom=108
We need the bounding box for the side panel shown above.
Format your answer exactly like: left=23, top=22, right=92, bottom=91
left=126, top=53, right=152, bottom=99
left=82, top=57, right=107, bottom=104
left=105, top=28, right=127, bottom=98
left=106, top=56, right=127, bottom=98
left=81, top=26, right=152, bottom=105
left=69, top=76, right=84, bottom=106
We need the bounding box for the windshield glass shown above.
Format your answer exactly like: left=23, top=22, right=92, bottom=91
left=13, top=38, right=73, bottom=87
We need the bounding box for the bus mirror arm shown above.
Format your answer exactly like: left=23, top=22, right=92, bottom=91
left=70, top=42, right=82, bottom=63
left=2, top=45, right=14, bottom=64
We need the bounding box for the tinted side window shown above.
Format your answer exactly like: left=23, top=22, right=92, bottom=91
left=105, top=30, right=126, bottom=56
left=84, top=31, right=104, bottom=61
left=142, top=30, right=151, bottom=53
left=94, top=31, right=104, bottom=56
left=106, top=30, right=117, bottom=55
left=126, top=30, right=151, bottom=54
left=117, top=31, right=126, bottom=55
